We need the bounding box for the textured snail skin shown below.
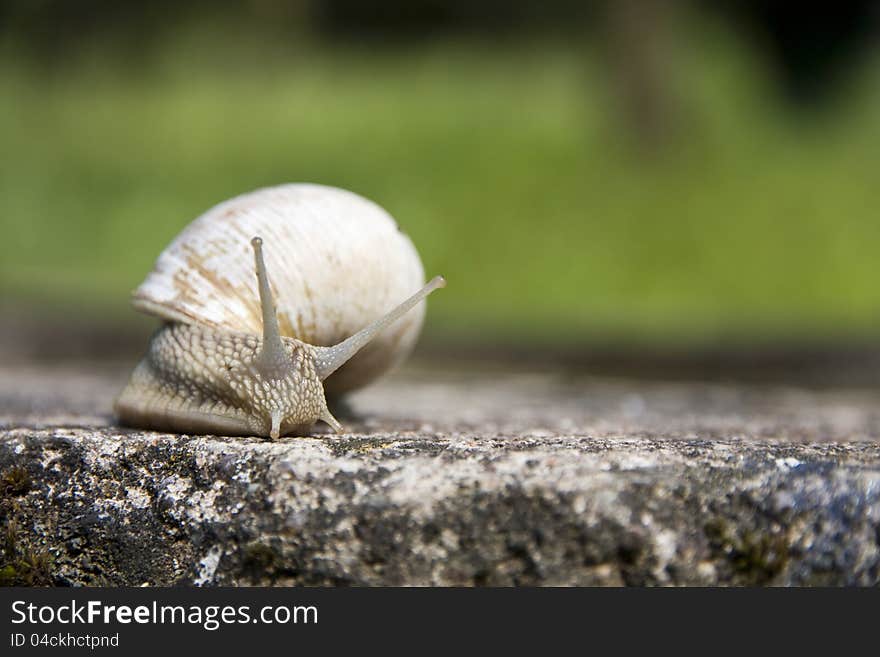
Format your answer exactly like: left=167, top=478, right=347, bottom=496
left=115, top=323, right=337, bottom=438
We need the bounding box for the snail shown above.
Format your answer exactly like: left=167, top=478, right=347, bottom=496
left=114, top=183, right=445, bottom=439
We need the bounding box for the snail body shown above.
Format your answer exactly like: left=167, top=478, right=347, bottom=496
left=114, top=184, right=445, bottom=439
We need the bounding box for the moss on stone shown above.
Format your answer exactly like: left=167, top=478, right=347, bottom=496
left=1, top=466, right=31, bottom=497
left=704, top=518, right=790, bottom=585
left=0, top=518, right=54, bottom=586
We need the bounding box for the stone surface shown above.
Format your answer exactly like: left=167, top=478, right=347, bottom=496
left=1, top=362, right=879, bottom=586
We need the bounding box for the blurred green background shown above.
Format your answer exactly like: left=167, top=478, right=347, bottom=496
left=2, top=1, right=879, bottom=356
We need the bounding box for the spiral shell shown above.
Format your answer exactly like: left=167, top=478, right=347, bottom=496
left=131, top=183, right=426, bottom=395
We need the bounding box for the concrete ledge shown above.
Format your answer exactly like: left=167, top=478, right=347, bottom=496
left=1, top=364, right=879, bottom=585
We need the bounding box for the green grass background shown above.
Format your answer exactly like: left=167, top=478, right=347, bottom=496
left=2, top=22, right=879, bottom=346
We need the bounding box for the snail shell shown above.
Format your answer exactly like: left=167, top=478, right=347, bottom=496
left=131, top=183, right=426, bottom=396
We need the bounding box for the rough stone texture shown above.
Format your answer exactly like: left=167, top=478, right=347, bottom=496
left=1, top=362, right=879, bottom=586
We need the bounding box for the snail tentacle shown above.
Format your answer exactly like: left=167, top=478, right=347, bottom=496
left=251, top=235, right=288, bottom=378
left=313, top=275, right=446, bottom=381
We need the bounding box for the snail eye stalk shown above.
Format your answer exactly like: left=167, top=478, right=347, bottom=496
left=313, top=276, right=446, bottom=381
left=250, top=236, right=288, bottom=376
